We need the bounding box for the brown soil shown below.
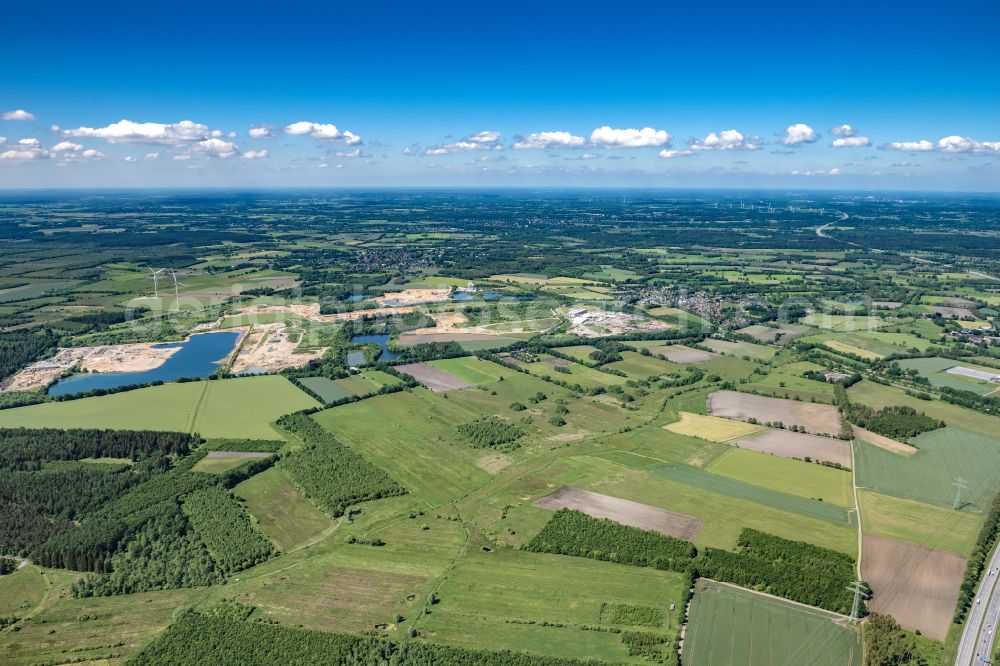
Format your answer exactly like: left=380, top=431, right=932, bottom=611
left=733, top=429, right=852, bottom=468
left=535, top=486, right=704, bottom=541
left=707, top=390, right=842, bottom=437
left=395, top=362, right=471, bottom=392
left=862, top=535, right=965, bottom=640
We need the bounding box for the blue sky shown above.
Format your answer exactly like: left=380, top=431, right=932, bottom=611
left=1, top=0, right=998, bottom=190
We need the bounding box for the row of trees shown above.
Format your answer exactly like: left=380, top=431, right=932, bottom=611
left=954, top=493, right=1000, bottom=622
left=0, top=427, right=193, bottom=470
left=130, top=610, right=605, bottom=666
left=525, top=509, right=696, bottom=572
left=278, top=414, right=406, bottom=517
left=842, top=404, right=943, bottom=440
left=182, top=486, right=274, bottom=572
left=697, top=529, right=859, bottom=615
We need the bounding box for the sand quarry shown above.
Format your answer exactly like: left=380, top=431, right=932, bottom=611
left=1, top=342, right=185, bottom=392
left=230, top=322, right=326, bottom=374
left=535, top=486, right=704, bottom=541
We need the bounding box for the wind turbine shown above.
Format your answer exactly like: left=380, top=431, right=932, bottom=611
left=168, top=270, right=188, bottom=310
left=145, top=265, right=165, bottom=298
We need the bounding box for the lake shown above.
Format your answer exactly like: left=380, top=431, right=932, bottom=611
left=48, top=331, right=241, bottom=396
left=349, top=334, right=398, bottom=365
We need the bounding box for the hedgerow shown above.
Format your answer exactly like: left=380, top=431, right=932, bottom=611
left=129, top=610, right=605, bottom=666
left=524, top=509, right=696, bottom=572
left=278, top=413, right=405, bottom=517
left=182, top=486, right=274, bottom=571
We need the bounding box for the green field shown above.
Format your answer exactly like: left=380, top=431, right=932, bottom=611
left=517, top=354, right=628, bottom=388
left=0, top=376, right=318, bottom=439
left=421, top=547, right=682, bottom=663
left=855, top=426, right=1000, bottom=509
left=427, top=356, right=508, bottom=385
left=684, top=580, right=861, bottom=666
left=0, top=564, right=46, bottom=617
left=847, top=379, right=1000, bottom=438
left=707, top=448, right=854, bottom=507
left=234, top=466, right=333, bottom=551
left=312, top=390, right=493, bottom=506
left=605, top=351, right=682, bottom=378
left=700, top=338, right=777, bottom=361
left=647, top=463, right=852, bottom=525
left=800, top=314, right=891, bottom=332
left=858, top=489, right=982, bottom=555
left=298, top=369, right=402, bottom=403
left=558, top=456, right=857, bottom=555
left=895, top=356, right=1000, bottom=395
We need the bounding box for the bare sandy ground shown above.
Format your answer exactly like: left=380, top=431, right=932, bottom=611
left=374, top=288, right=451, bottom=306
left=863, top=535, right=965, bottom=640
left=0, top=347, right=92, bottom=392
left=230, top=322, right=325, bottom=374
left=535, top=486, right=704, bottom=541
left=733, top=429, right=852, bottom=468
left=568, top=310, right=671, bottom=338
left=651, top=345, right=718, bottom=364
left=852, top=426, right=916, bottom=455
left=2, top=341, right=185, bottom=392
left=80, top=342, right=182, bottom=373
left=395, top=362, right=471, bottom=392
left=707, top=390, right=843, bottom=437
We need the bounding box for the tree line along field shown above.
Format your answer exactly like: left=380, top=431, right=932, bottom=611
left=4, top=191, right=1000, bottom=664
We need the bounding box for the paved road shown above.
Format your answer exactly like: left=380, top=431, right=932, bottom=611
left=956, top=545, right=1000, bottom=665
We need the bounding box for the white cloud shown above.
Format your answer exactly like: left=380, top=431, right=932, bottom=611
left=56, top=119, right=210, bottom=145
left=242, top=149, right=268, bottom=160
left=590, top=126, right=669, bottom=148
left=2, top=109, right=35, bottom=121
left=51, top=141, right=83, bottom=152
left=658, top=149, right=694, bottom=158
left=513, top=131, right=585, bottom=150
left=883, top=139, right=934, bottom=152
left=81, top=149, right=104, bottom=159
left=401, top=146, right=418, bottom=156
left=284, top=121, right=361, bottom=144
left=0, top=139, right=49, bottom=160
left=333, top=148, right=362, bottom=158
left=831, top=136, right=871, bottom=148
left=781, top=123, right=818, bottom=145
left=144, top=152, right=160, bottom=160
left=0, top=137, right=4, bottom=145
left=248, top=126, right=273, bottom=139
left=937, top=135, right=1000, bottom=154
left=791, top=168, right=841, bottom=176
left=173, top=154, right=191, bottom=161
left=831, top=124, right=857, bottom=137
left=424, top=130, right=503, bottom=155
left=690, top=129, right=760, bottom=151
left=124, top=156, right=137, bottom=163
left=195, top=138, right=238, bottom=158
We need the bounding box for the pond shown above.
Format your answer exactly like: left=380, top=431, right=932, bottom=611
left=349, top=334, right=398, bottom=365
left=48, top=331, right=241, bottom=396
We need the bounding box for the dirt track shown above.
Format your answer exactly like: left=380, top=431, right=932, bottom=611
left=535, top=486, right=703, bottom=541
left=862, top=534, right=965, bottom=640
left=395, top=362, right=470, bottom=392
left=707, top=390, right=842, bottom=436
left=734, top=429, right=852, bottom=468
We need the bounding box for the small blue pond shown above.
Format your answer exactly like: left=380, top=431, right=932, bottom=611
left=48, top=331, right=241, bottom=396
left=349, top=334, right=398, bottom=365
